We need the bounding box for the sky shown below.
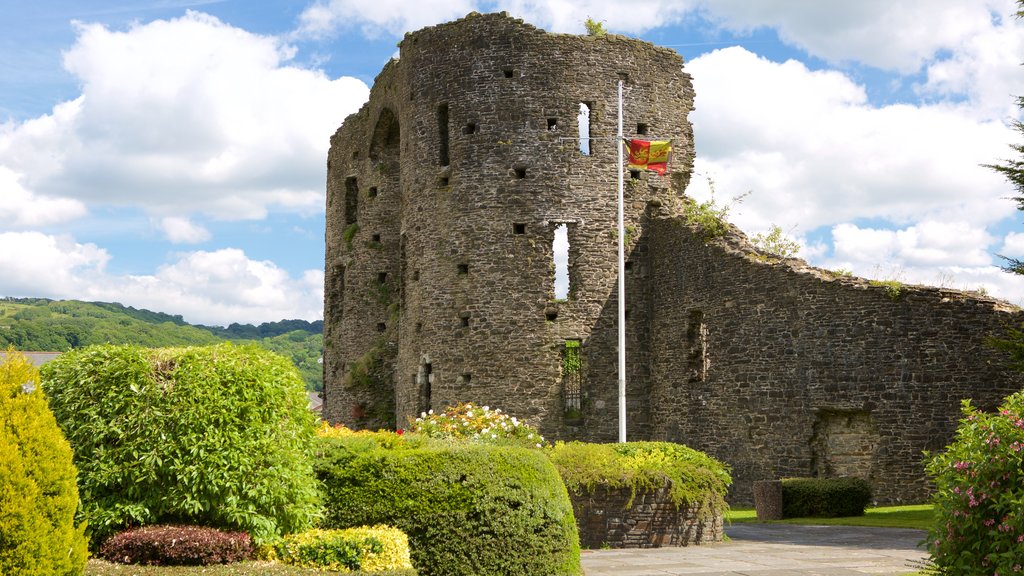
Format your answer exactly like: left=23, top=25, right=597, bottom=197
left=0, top=0, right=1023, bottom=326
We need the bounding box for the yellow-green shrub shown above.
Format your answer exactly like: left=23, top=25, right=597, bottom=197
left=0, top=350, right=88, bottom=576
left=266, top=526, right=413, bottom=572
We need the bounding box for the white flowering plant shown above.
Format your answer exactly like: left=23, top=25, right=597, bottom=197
left=408, top=402, right=547, bottom=448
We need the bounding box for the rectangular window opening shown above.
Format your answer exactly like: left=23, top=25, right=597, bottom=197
left=419, top=362, right=433, bottom=415
left=460, top=315, right=470, bottom=328
left=412, top=269, right=420, bottom=281
left=629, top=169, right=641, bottom=180
left=372, top=233, right=382, bottom=243
left=415, top=322, right=422, bottom=333
left=562, top=339, right=583, bottom=422
left=513, top=165, right=527, bottom=179
left=547, top=118, right=558, bottom=131
left=513, top=223, right=526, bottom=235
left=578, top=103, right=592, bottom=156
left=553, top=223, right=571, bottom=300
left=437, top=103, right=450, bottom=167
left=637, top=123, right=649, bottom=135
left=344, top=176, right=359, bottom=226
left=625, top=260, right=633, bottom=271
left=377, top=272, right=388, bottom=284
left=438, top=176, right=449, bottom=187
left=462, top=123, right=477, bottom=135
left=687, top=310, right=709, bottom=382
left=461, top=373, right=472, bottom=384
left=368, top=186, right=378, bottom=198
left=376, top=322, right=387, bottom=332
left=457, top=263, right=469, bottom=275
left=503, top=68, right=515, bottom=78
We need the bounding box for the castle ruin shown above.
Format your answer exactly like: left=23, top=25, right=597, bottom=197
left=322, top=12, right=1024, bottom=503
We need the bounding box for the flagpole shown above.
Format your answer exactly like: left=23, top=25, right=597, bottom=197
left=616, top=79, right=627, bottom=444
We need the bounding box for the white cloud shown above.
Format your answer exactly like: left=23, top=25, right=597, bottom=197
left=0, top=232, right=322, bottom=326
left=685, top=47, right=1017, bottom=237
left=296, top=0, right=477, bottom=38
left=1001, top=231, right=1024, bottom=259
left=0, top=166, right=86, bottom=226
left=0, top=232, right=109, bottom=296
left=158, top=216, right=211, bottom=244
left=0, top=11, right=369, bottom=221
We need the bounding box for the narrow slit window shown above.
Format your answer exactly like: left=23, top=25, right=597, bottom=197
left=460, top=314, right=470, bottom=327
left=578, top=103, right=592, bottom=156
left=344, top=177, right=359, bottom=226
left=437, top=103, right=450, bottom=167
left=415, top=322, right=422, bottom=333
left=419, top=362, right=433, bottom=415
left=562, top=339, right=583, bottom=421
left=553, top=223, right=570, bottom=300
left=378, top=272, right=388, bottom=284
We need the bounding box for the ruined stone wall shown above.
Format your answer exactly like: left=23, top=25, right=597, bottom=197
left=324, top=12, right=695, bottom=438
left=644, top=209, right=1024, bottom=504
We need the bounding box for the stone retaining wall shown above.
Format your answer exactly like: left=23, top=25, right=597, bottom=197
left=568, top=484, right=723, bottom=548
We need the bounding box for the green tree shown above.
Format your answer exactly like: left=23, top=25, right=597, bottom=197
left=985, top=1, right=1024, bottom=273
left=0, top=350, right=88, bottom=575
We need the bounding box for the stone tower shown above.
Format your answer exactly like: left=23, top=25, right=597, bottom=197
left=322, top=12, right=693, bottom=440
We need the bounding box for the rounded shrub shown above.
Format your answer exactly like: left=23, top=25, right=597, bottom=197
left=266, top=526, right=413, bottom=572
left=41, top=343, right=320, bottom=547
left=99, top=525, right=254, bottom=565
left=926, top=394, right=1024, bottom=574
left=0, top=350, right=88, bottom=576
left=316, top=437, right=581, bottom=576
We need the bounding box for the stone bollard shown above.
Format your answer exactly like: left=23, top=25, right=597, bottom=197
left=753, top=480, right=783, bottom=521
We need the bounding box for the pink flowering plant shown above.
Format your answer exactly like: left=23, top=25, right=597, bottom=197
left=925, top=392, right=1024, bottom=574
left=408, top=402, right=547, bottom=448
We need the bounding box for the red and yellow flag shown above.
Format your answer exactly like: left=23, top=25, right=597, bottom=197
left=626, top=139, right=671, bottom=175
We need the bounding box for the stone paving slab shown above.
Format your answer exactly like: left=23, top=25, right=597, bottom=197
left=581, top=524, right=928, bottom=576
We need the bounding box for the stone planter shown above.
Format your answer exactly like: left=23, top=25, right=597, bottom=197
left=753, top=479, right=783, bottom=520
left=568, top=482, right=724, bottom=548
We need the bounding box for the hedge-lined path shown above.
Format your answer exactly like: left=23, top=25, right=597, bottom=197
left=581, top=524, right=928, bottom=575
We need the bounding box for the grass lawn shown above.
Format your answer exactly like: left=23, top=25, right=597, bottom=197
left=726, top=503, right=934, bottom=530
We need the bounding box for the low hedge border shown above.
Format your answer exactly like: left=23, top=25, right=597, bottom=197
left=262, top=526, right=413, bottom=572
left=781, top=477, right=872, bottom=518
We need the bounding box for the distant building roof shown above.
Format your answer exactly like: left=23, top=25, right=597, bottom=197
left=0, top=351, right=61, bottom=367
left=308, top=391, right=323, bottom=412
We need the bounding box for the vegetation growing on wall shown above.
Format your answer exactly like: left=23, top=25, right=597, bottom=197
left=751, top=224, right=801, bottom=260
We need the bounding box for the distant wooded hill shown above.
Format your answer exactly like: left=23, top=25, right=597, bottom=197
left=0, top=297, right=324, bottom=391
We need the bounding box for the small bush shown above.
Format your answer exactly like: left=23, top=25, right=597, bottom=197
left=266, top=526, right=413, bottom=572
left=780, top=477, right=872, bottom=518
left=407, top=402, right=546, bottom=448
left=0, top=350, right=88, bottom=576
left=926, top=394, right=1024, bottom=574
left=41, top=343, right=320, bottom=547
left=317, top=438, right=581, bottom=576
left=548, top=441, right=731, bottom=520
left=98, top=525, right=254, bottom=565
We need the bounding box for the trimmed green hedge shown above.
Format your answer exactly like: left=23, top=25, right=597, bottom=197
left=316, top=435, right=581, bottom=576
left=781, top=477, right=872, bottom=518
left=42, top=343, right=320, bottom=547
left=548, top=441, right=731, bottom=519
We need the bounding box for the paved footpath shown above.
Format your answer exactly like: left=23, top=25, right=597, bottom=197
left=581, top=524, right=929, bottom=576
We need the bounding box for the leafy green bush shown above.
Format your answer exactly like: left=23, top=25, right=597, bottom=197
left=0, top=350, right=88, bottom=576
left=316, top=438, right=581, bottom=576
left=548, top=441, right=731, bottom=520
left=265, top=526, right=413, bottom=572
left=926, top=394, right=1024, bottom=574
left=98, top=525, right=254, bottom=565
left=780, top=477, right=872, bottom=518
left=407, top=402, right=546, bottom=448
left=41, top=343, right=320, bottom=548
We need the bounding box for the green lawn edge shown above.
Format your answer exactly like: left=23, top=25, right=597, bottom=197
left=725, top=504, right=934, bottom=530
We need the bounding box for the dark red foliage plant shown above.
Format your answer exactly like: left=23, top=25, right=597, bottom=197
left=99, top=525, right=254, bottom=566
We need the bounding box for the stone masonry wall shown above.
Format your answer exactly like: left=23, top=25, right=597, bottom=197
left=644, top=206, right=1024, bottom=504
left=569, top=483, right=723, bottom=548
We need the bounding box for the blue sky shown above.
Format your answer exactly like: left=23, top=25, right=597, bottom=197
left=1, top=0, right=1022, bottom=325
